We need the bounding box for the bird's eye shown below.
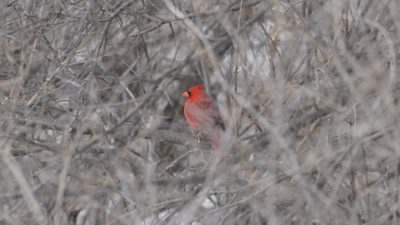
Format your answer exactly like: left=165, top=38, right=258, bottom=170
left=187, top=91, right=191, bottom=97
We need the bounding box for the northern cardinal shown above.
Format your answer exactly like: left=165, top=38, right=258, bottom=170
left=182, top=84, right=224, bottom=147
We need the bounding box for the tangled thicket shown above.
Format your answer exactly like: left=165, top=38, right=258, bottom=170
left=1, top=1, right=400, bottom=224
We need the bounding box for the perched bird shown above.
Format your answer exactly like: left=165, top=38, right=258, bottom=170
left=182, top=84, right=224, bottom=147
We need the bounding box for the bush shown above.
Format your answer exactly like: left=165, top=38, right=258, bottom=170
left=0, top=0, right=399, bottom=224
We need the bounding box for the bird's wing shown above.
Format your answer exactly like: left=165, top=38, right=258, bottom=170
left=188, top=98, right=224, bottom=130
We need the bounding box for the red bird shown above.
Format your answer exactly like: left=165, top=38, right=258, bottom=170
left=182, top=84, right=224, bottom=147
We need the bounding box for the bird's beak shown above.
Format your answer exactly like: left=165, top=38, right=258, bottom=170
left=182, top=91, right=189, bottom=98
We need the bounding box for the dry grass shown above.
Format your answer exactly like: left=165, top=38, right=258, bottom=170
left=1, top=0, right=400, bottom=224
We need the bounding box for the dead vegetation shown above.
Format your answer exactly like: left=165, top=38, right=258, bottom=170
left=1, top=0, right=400, bottom=224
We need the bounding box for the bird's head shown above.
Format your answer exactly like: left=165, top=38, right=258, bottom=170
left=182, top=84, right=207, bottom=100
